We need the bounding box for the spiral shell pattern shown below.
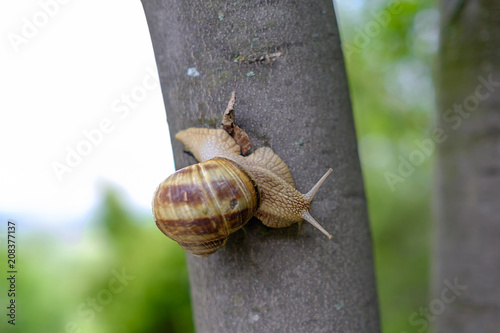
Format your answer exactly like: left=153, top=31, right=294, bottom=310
left=153, top=157, right=260, bottom=256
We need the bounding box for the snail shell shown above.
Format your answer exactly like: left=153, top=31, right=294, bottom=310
left=153, top=157, right=260, bottom=257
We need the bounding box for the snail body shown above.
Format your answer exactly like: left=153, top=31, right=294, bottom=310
left=153, top=128, right=333, bottom=256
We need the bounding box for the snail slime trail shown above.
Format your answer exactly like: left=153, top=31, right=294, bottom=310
left=152, top=93, right=333, bottom=256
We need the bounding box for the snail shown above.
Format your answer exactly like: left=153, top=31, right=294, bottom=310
left=153, top=127, right=333, bottom=257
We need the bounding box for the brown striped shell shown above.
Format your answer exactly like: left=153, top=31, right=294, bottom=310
left=152, top=157, right=260, bottom=257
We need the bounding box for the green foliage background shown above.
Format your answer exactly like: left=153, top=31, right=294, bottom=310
left=1, top=1, right=438, bottom=332
left=342, top=1, right=436, bottom=332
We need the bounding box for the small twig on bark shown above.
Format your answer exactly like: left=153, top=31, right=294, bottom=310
left=220, top=91, right=252, bottom=155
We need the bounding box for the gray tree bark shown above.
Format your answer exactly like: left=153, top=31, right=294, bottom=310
left=141, top=1, right=380, bottom=332
left=434, top=0, right=500, bottom=332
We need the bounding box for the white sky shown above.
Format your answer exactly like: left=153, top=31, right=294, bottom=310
left=0, top=0, right=175, bottom=229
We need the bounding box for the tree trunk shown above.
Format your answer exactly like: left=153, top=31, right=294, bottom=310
left=141, top=1, right=380, bottom=332
left=434, top=0, right=500, bottom=332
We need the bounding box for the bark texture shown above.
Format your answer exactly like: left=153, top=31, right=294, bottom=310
left=435, top=0, right=500, bottom=331
left=141, top=1, right=380, bottom=332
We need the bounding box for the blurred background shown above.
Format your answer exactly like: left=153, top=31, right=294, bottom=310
left=0, top=0, right=436, bottom=332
